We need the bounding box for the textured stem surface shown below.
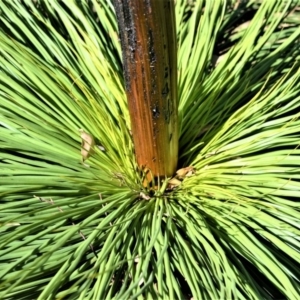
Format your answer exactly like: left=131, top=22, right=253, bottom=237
left=113, top=0, right=178, bottom=178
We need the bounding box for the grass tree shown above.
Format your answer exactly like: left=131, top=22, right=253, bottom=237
left=0, top=0, right=300, bottom=299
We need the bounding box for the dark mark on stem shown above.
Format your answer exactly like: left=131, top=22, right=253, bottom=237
left=164, top=67, right=168, bottom=79
left=148, top=29, right=156, bottom=66
left=113, top=0, right=137, bottom=91
left=162, top=82, right=169, bottom=98
left=152, top=104, right=160, bottom=119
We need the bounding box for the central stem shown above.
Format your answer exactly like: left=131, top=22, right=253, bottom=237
left=113, top=0, right=178, bottom=179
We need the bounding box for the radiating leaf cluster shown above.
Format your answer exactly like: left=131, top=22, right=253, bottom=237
left=0, top=0, right=300, bottom=299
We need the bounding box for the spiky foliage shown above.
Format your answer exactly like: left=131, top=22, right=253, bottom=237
left=1, top=0, right=300, bottom=299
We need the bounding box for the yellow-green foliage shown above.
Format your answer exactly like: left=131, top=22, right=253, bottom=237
left=0, top=1, right=300, bottom=299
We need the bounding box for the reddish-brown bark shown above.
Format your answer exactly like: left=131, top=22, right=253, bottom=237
left=113, top=0, right=178, bottom=179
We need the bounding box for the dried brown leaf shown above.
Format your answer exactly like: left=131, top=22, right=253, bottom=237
left=79, top=129, right=95, bottom=161
left=168, top=178, right=182, bottom=187
left=176, top=166, right=195, bottom=179
left=140, top=192, right=151, bottom=200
